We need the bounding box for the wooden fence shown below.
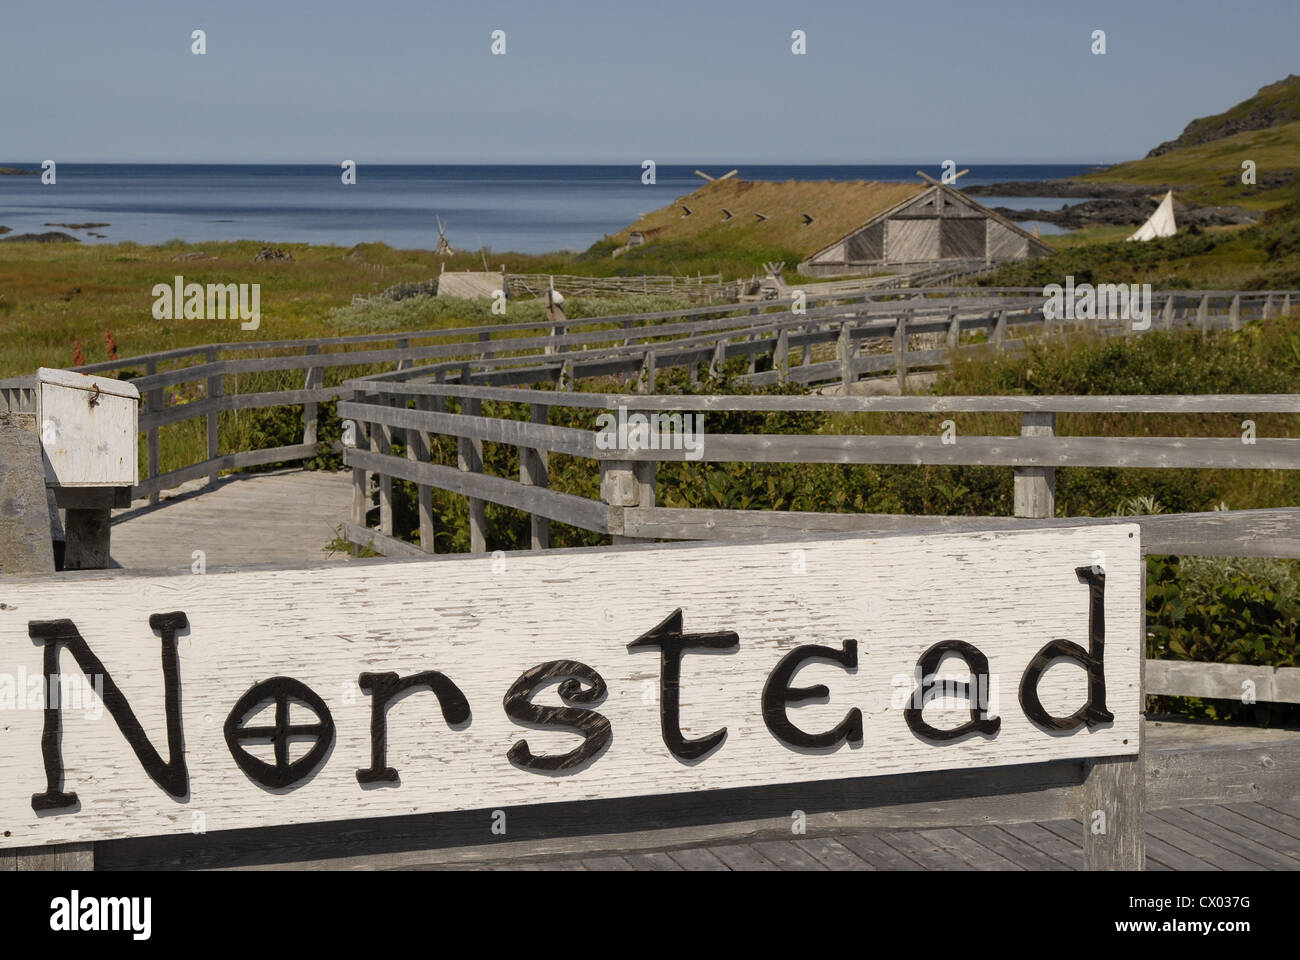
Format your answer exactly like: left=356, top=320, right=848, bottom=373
left=337, top=383, right=1300, bottom=711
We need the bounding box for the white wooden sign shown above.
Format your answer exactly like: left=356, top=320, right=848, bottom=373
left=0, top=526, right=1141, bottom=848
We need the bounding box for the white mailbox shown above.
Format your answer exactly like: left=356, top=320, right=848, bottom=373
left=36, top=367, right=139, bottom=488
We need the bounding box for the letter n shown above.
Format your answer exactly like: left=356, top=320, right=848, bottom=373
left=28, top=613, right=190, bottom=811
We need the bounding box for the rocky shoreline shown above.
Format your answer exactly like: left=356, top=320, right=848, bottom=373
left=968, top=178, right=1260, bottom=229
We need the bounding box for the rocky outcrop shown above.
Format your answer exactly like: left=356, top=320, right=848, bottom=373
left=252, top=247, right=294, bottom=262
left=1145, top=74, right=1300, bottom=158
left=994, top=198, right=1261, bottom=229
left=0, top=231, right=79, bottom=243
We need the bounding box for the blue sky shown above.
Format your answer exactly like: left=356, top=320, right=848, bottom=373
left=2, top=0, right=1295, bottom=164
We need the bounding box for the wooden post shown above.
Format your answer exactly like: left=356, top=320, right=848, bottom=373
left=1013, top=412, right=1055, bottom=520
left=1263, top=294, right=1274, bottom=320
left=1230, top=294, right=1241, bottom=331
left=894, top=313, right=909, bottom=394
left=1197, top=295, right=1209, bottom=338
left=946, top=310, right=960, bottom=353
left=775, top=329, right=789, bottom=384
left=801, top=324, right=814, bottom=367
left=350, top=415, right=371, bottom=555
left=396, top=337, right=410, bottom=373
left=520, top=403, right=550, bottom=550
left=145, top=358, right=161, bottom=505
left=992, top=309, right=1007, bottom=351
left=1083, top=558, right=1146, bottom=870
left=204, top=347, right=224, bottom=486
left=640, top=350, right=657, bottom=395
left=838, top=323, right=853, bottom=390
left=376, top=399, right=394, bottom=539
left=1161, top=293, right=1175, bottom=330
left=710, top=339, right=726, bottom=380
left=459, top=397, right=487, bottom=553
left=409, top=394, right=435, bottom=552
left=301, top=344, right=322, bottom=462
left=602, top=459, right=650, bottom=544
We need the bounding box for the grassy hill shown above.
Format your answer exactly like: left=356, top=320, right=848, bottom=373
left=1083, top=75, right=1300, bottom=210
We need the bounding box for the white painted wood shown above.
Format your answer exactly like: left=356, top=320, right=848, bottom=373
left=0, top=525, right=1141, bottom=848
left=36, top=368, right=139, bottom=488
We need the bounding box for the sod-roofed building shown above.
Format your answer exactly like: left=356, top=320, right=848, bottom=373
left=613, top=178, right=1052, bottom=277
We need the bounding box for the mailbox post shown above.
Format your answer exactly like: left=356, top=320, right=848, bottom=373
left=36, top=368, right=139, bottom=570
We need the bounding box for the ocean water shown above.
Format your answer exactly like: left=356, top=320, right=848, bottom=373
left=0, top=163, right=1103, bottom=253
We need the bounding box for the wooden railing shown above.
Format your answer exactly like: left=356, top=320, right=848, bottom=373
left=2, top=287, right=1293, bottom=507
left=337, top=383, right=1300, bottom=708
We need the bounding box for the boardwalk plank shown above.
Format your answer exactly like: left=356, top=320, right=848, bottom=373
left=836, top=832, right=927, bottom=870
left=1153, top=807, right=1297, bottom=870
left=955, top=825, right=1072, bottom=870
left=999, top=822, right=1085, bottom=870
left=622, top=852, right=684, bottom=871
left=751, top=840, right=830, bottom=871
left=665, top=847, right=729, bottom=871
left=581, top=855, right=636, bottom=871
left=1224, top=802, right=1300, bottom=850
left=876, top=830, right=975, bottom=871
left=918, top=828, right=1023, bottom=870
left=1182, top=805, right=1300, bottom=868
left=1143, top=815, right=1260, bottom=870
left=793, top=837, right=875, bottom=870
left=708, top=844, right=781, bottom=871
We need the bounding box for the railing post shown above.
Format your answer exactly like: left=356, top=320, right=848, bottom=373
left=350, top=413, right=371, bottom=555
left=1263, top=294, right=1274, bottom=320
left=894, top=312, right=909, bottom=394
left=640, top=350, right=657, bottom=394
left=145, top=358, right=161, bottom=505
left=801, top=324, right=814, bottom=367
left=1083, top=557, right=1146, bottom=870
left=458, top=396, right=487, bottom=553
left=837, top=323, right=853, bottom=390
left=709, top=339, right=726, bottom=380
left=395, top=337, right=410, bottom=373
left=206, top=347, right=222, bottom=486
left=1197, top=295, right=1209, bottom=338
left=376, top=398, right=394, bottom=539
left=409, top=394, right=435, bottom=552
left=992, top=308, right=1007, bottom=352
left=520, top=402, right=551, bottom=550
left=774, top=328, right=789, bottom=384
left=1161, top=293, right=1175, bottom=330
left=1230, top=294, right=1241, bottom=331
left=602, top=458, right=651, bottom=544
left=1013, top=411, right=1055, bottom=519
left=946, top=309, right=960, bottom=352
left=301, top=344, right=322, bottom=463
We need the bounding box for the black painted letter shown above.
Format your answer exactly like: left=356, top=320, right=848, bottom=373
left=1019, top=566, right=1115, bottom=731
left=225, top=676, right=335, bottom=789
left=503, top=660, right=611, bottom=772
left=28, top=613, right=190, bottom=812
left=904, top=640, right=1001, bottom=742
left=356, top=671, right=471, bottom=784
left=627, top=608, right=738, bottom=761
left=762, top=639, right=863, bottom=749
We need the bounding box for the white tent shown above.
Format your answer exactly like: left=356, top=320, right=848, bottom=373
left=1127, top=190, right=1177, bottom=242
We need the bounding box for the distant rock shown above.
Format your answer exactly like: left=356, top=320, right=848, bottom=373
left=44, top=222, right=110, bottom=230
left=0, top=231, right=79, bottom=243
left=0, top=225, right=10, bottom=235
left=0, top=167, right=38, bottom=176
left=253, top=247, right=294, bottom=263
left=993, top=197, right=1260, bottom=229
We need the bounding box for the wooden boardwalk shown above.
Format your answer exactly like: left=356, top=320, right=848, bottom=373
left=109, top=468, right=355, bottom=570
left=436, top=801, right=1300, bottom=871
